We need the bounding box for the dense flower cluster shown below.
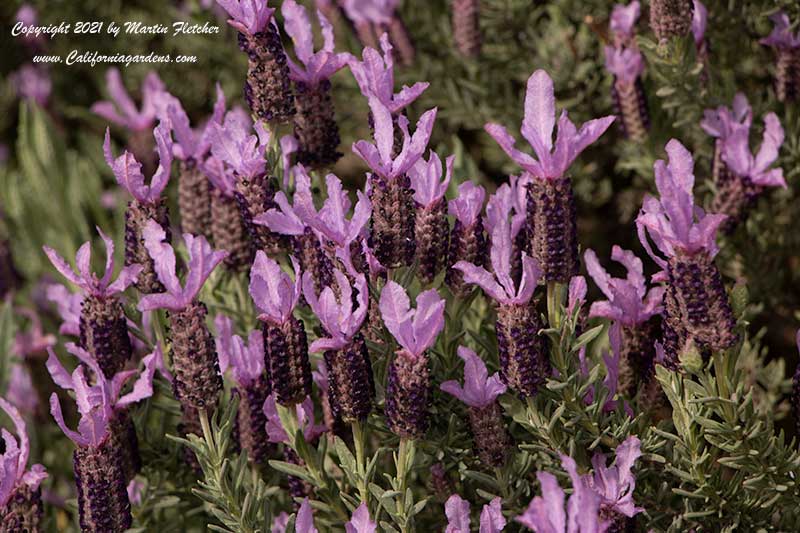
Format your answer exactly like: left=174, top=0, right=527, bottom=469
left=2, top=1, right=798, bottom=532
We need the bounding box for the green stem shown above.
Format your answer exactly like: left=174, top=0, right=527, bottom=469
left=546, top=281, right=564, bottom=329
left=351, top=420, right=369, bottom=503
left=395, top=438, right=414, bottom=533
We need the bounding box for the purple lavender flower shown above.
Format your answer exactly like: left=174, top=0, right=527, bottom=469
left=445, top=494, right=506, bottom=533
left=691, top=0, right=708, bottom=46
left=263, top=394, right=326, bottom=445
left=49, top=346, right=156, bottom=532
left=43, top=229, right=142, bottom=378
left=92, top=69, right=166, bottom=134
left=485, top=70, right=615, bottom=281
left=345, top=502, right=377, bottom=533
left=451, top=0, right=482, bottom=57
left=584, top=436, right=643, bottom=524
left=282, top=0, right=350, bottom=168
left=609, top=1, right=640, bottom=47
left=454, top=215, right=549, bottom=397
left=484, top=177, right=529, bottom=285
left=48, top=342, right=157, bottom=483
left=649, top=0, right=694, bottom=42
left=353, top=96, right=437, bottom=267
left=701, top=93, right=752, bottom=193
left=516, top=456, right=607, bottom=532
left=348, top=33, right=429, bottom=115
left=380, top=281, right=445, bottom=438
left=340, top=0, right=381, bottom=48
left=6, top=365, right=39, bottom=418
left=295, top=497, right=319, bottom=533
left=223, top=328, right=272, bottom=464
left=46, top=283, right=83, bottom=337
left=210, top=114, right=284, bottom=254
left=216, top=0, right=295, bottom=122
left=446, top=182, right=487, bottom=295
left=605, top=46, right=649, bottom=142
left=13, top=65, right=51, bottom=107
left=255, top=171, right=336, bottom=292
left=168, top=86, right=226, bottom=238
left=138, top=220, right=227, bottom=410
left=441, top=346, right=510, bottom=467
left=409, top=151, right=453, bottom=283
left=760, top=12, right=800, bottom=102
left=0, top=398, right=47, bottom=532
left=637, top=139, right=736, bottom=362
left=250, top=251, right=312, bottom=406
left=584, top=247, right=664, bottom=396
left=303, top=269, right=373, bottom=422
left=104, top=120, right=174, bottom=293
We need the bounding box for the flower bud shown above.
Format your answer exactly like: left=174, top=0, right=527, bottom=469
left=367, top=174, right=416, bottom=268
left=467, top=402, right=510, bottom=468
left=235, top=174, right=286, bottom=255
left=415, top=198, right=449, bottom=284
left=73, top=439, right=132, bottom=533
left=324, top=334, right=375, bottom=423
left=526, top=176, right=579, bottom=282
left=238, top=28, right=295, bottom=123
left=385, top=350, right=430, bottom=439
left=612, top=78, right=649, bottom=143
left=79, top=295, right=132, bottom=378
left=495, top=302, right=549, bottom=397
left=293, top=80, right=342, bottom=170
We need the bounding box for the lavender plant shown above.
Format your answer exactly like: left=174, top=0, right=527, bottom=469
left=2, top=1, right=800, bottom=532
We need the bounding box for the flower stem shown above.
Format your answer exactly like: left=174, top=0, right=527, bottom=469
left=351, top=419, right=369, bottom=503
left=546, top=281, right=564, bottom=329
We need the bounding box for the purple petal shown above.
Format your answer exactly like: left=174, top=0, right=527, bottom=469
left=410, top=289, right=445, bottom=355
left=520, top=69, right=556, bottom=158
left=295, top=498, right=319, bottom=533
left=479, top=497, right=506, bottom=533
left=345, top=502, right=377, bottom=533
left=516, top=472, right=566, bottom=532
left=484, top=123, right=542, bottom=176
left=379, top=281, right=416, bottom=353
left=452, top=262, right=507, bottom=303
left=445, top=494, right=471, bottom=533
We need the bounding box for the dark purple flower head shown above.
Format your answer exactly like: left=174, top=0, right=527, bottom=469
left=292, top=170, right=372, bottom=248
left=281, top=0, right=351, bottom=85
left=379, top=281, right=445, bottom=357
left=263, top=393, right=326, bottom=443
left=636, top=139, right=727, bottom=268
left=604, top=46, right=645, bottom=84
left=348, top=33, right=429, bottom=114
left=215, top=0, right=275, bottom=35
left=585, top=436, right=643, bottom=518
left=409, top=150, right=453, bottom=207
left=722, top=112, right=786, bottom=188
left=48, top=343, right=157, bottom=447
left=691, top=0, right=708, bottom=45
left=138, top=220, right=228, bottom=311
left=104, top=120, right=174, bottom=203
left=168, top=84, right=226, bottom=161
left=445, top=494, right=506, bottom=533
left=13, top=65, right=51, bottom=107
left=448, top=182, right=486, bottom=227
left=609, top=1, right=640, bottom=41
left=760, top=11, right=800, bottom=49
left=302, top=269, right=369, bottom=352
left=453, top=217, right=542, bottom=306
left=485, top=70, right=615, bottom=180
left=516, top=455, right=608, bottom=532
left=353, top=96, right=437, bottom=180
left=226, top=330, right=265, bottom=387
left=92, top=68, right=166, bottom=132
left=249, top=251, right=302, bottom=324
left=440, top=346, right=507, bottom=408
left=0, top=398, right=47, bottom=507
left=46, top=283, right=82, bottom=337
left=43, top=228, right=142, bottom=298
left=346, top=502, right=377, bottom=533
left=700, top=93, right=752, bottom=141
left=210, top=112, right=272, bottom=179
left=584, top=246, right=664, bottom=325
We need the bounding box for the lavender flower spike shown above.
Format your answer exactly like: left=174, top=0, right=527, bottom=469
left=485, top=70, right=614, bottom=281
left=649, top=0, right=694, bottom=42
left=585, top=436, right=644, bottom=525
left=516, top=456, right=608, bottom=532
left=282, top=0, right=351, bottom=168
left=139, top=220, right=226, bottom=410
left=43, top=228, right=142, bottom=378
left=348, top=33, right=429, bottom=115
left=168, top=87, right=225, bottom=238
left=92, top=69, right=165, bottom=134
left=454, top=218, right=549, bottom=397
left=227, top=330, right=272, bottom=464
left=0, top=398, right=47, bottom=532
left=700, top=93, right=752, bottom=190
left=410, top=151, right=454, bottom=283
left=446, top=182, right=487, bottom=295
left=584, top=247, right=664, bottom=396
left=760, top=12, right=800, bottom=102
left=303, top=269, right=374, bottom=422
left=445, top=494, right=507, bottom=533
left=215, top=0, right=295, bottom=122
left=210, top=116, right=284, bottom=255
left=353, top=96, right=437, bottom=267
left=380, top=281, right=445, bottom=438
left=714, top=111, right=786, bottom=231
left=637, top=139, right=736, bottom=361
left=441, top=346, right=510, bottom=468
left=250, top=251, right=312, bottom=406
left=609, top=1, right=640, bottom=46
left=605, top=46, right=649, bottom=143
left=346, top=502, right=377, bottom=533
left=104, top=120, right=174, bottom=293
